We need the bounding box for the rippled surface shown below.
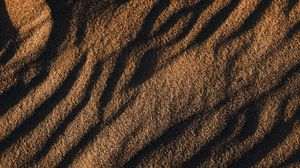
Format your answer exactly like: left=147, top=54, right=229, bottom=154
left=0, top=0, right=300, bottom=167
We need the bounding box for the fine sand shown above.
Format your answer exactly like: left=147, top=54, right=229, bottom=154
left=0, top=0, right=300, bottom=167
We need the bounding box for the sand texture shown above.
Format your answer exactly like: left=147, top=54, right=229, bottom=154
left=1, top=0, right=300, bottom=167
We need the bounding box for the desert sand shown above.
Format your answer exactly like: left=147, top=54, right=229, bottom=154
left=0, top=0, right=300, bottom=167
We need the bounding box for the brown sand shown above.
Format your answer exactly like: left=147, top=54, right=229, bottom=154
left=0, top=0, right=300, bottom=167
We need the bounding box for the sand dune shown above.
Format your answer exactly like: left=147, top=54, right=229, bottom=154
left=0, top=0, right=300, bottom=167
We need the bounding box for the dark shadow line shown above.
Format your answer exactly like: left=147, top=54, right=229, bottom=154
left=152, top=5, right=195, bottom=38
left=38, top=0, right=77, bottom=65
left=192, top=0, right=240, bottom=46
left=151, top=0, right=214, bottom=73
left=0, top=67, right=26, bottom=116
left=215, top=0, right=272, bottom=52
left=272, top=63, right=300, bottom=92
left=56, top=94, right=137, bottom=168
left=281, top=151, right=300, bottom=167
left=74, top=0, right=130, bottom=46
left=96, top=43, right=135, bottom=120
left=107, top=94, right=138, bottom=124
left=0, top=62, right=47, bottom=117
left=74, top=1, right=89, bottom=46
left=127, top=48, right=159, bottom=88
left=138, top=0, right=170, bottom=40
left=223, top=40, right=252, bottom=96
left=287, top=21, right=300, bottom=38
left=234, top=0, right=272, bottom=35
left=285, top=0, right=298, bottom=15
left=275, top=107, right=300, bottom=167
left=111, top=0, right=130, bottom=6
left=181, top=97, right=262, bottom=168
left=0, top=41, right=19, bottom=66
left=276, top=149, right=300, bottom=167
left=111, top=125, right=141, bottom=167
left=122, top=112, right=199, bottom=168
left=235, top=100, right=261, bottom=142
left=56, top=122, right=101, bottom=168
left=153, top=0, right=211, bottom=44
left=180, top=116, right=239, bottom=168
left=0, top=54, right=87, bottom=154
left=0, top=0, right=18, bottom=65
left=27, top=61, right=102, bottom=165
left=228, top=97, right=293, bottom=168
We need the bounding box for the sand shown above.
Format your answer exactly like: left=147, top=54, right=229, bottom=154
left=0, top=0, right=300, bottom=167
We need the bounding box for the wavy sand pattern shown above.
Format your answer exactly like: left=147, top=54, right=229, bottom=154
left=0, top=0, right=300, bottom=167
